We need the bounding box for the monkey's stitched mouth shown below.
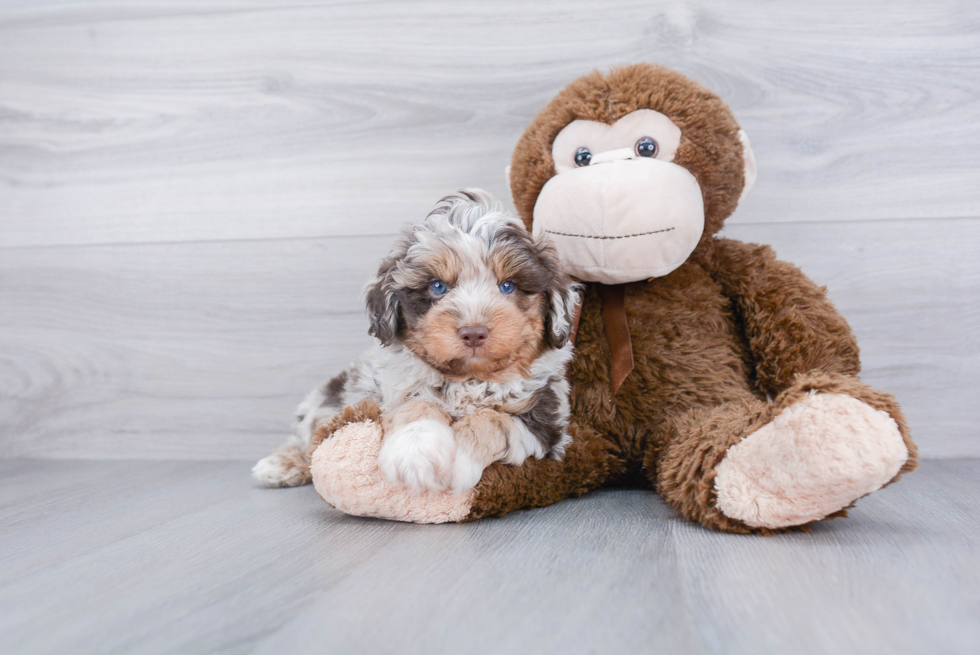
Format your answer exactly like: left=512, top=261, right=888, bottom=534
left=545, top=227, right=675, bottom=240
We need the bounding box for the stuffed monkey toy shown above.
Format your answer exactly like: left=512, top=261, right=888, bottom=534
left=309, top=64, right=917, bottom=533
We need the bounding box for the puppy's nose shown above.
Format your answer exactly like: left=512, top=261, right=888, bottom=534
left=458, top=325, right=489, bottom=348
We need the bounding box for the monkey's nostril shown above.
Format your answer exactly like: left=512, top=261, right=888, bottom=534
left=458, top=326, right=490, bottom=348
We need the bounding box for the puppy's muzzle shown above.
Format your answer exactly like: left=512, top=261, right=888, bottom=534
left=458, top=325, right=489, bottom=348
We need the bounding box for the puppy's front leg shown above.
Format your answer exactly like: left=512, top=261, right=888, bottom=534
left=378, top=401, right=455, bottom=494
left=451, top=409, right=527, bottom=493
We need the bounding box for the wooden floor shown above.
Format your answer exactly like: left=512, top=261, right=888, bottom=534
left=1, top=458, right=978, bottom=655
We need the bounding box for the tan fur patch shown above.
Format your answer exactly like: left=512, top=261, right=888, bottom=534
left=453, top=409, right=512, bottom=466
left=487, top=247, right=533, bottom=287
left=425, top=244, right=463, bottom=286
left=383, top=399, right=453, bottom=433
left=406, top=289, right=547, bottom=383
left=409, top=303, right=467, bottom=368
left=485, top=298, right=547, bottom=380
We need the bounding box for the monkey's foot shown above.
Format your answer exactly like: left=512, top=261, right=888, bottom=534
left=714, top=393, right=908, bottom=529
left=310, top=420, right=475, bottom=524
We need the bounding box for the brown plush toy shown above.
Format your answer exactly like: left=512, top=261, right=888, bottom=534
left=309, top=63, right=918, bottom=533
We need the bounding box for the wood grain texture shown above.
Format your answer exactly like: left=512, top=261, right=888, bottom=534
left=1, top=0, right=978, bottom=247
left=1, top=218, right=976, bottom=460
left=1, top=1, right=977, bottom=459
left=0, top=458, right=977, bottom=654
left=0, top=235, right=387, bottom=459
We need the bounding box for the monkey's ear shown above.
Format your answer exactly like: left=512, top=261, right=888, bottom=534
left=505, top=165, right=512, bottom=189
left=364, top=260, right=400, bottom=346
left=738, top=130, right=758, bottom=202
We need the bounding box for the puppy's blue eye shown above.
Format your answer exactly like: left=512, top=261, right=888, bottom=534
left=499, top=281, right=515, bottom=294
left=430, top=280, right=449, bottom=296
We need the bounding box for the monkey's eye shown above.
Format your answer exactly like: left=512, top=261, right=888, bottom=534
left=429, top=280, right=449, bottom=296
left=574, top=147, right=592, bottom=167
left=499, top=281, right=515, bottom=294
left=635, top=137, right=659, bottom=158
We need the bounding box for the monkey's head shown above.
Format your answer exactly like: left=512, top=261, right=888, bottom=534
left=509, top=64, right=757, bottom=284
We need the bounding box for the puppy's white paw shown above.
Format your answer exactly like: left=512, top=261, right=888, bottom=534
left=378, top=420, right=456, bottom=494
left=450, top=448, right=486, bottom=493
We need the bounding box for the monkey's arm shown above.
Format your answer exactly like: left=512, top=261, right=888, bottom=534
left=462, top=422, right=623, bottom=520
left=309, top=407, right=622, bottom=523
left=700, top=237, right=861, bottom=397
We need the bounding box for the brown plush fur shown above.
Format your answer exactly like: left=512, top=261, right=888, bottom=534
left=467, top=423, right=626, bottom=521
left=466, top=63, right=917, bottom=532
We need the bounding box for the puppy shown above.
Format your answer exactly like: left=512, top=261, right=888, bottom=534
left=253, top=189, right=580, bottom=493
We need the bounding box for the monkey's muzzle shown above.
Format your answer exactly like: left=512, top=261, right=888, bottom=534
left=532, top=157, right=705, bottom=284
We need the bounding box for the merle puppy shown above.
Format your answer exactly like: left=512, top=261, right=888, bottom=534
left=253, top=190, right=580, bottom=493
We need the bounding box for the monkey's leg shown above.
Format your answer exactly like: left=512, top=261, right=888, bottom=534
left=651, top=373, right=915, bottom=534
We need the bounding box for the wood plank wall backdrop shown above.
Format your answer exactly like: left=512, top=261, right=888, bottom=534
left=1, top=0, right=978, bottom=460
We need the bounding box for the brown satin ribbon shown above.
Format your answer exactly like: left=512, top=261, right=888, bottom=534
left=598, top=284, right=634, bottom=394
left=569, top=283, right=634, bottom=395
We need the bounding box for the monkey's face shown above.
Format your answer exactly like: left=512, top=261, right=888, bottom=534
left=534, top=109, right=706, bottom=284
left=510, top=64, right=757, bottom=285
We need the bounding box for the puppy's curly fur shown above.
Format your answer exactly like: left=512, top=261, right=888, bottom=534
left=253, top=190, right=580, bottom=493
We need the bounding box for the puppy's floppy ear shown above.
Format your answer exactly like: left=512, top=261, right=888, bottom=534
left=364, top=256, right=401, bottom=346
left=544, top=278, right=580, bottom=349
left=537, top=237, right=580, bottom=349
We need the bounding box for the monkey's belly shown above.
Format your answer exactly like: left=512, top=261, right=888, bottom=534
left=568, top=266, right=758, bottom=446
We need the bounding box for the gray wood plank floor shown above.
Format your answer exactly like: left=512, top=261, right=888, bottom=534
left=1, top=458, right=977, bottom=655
